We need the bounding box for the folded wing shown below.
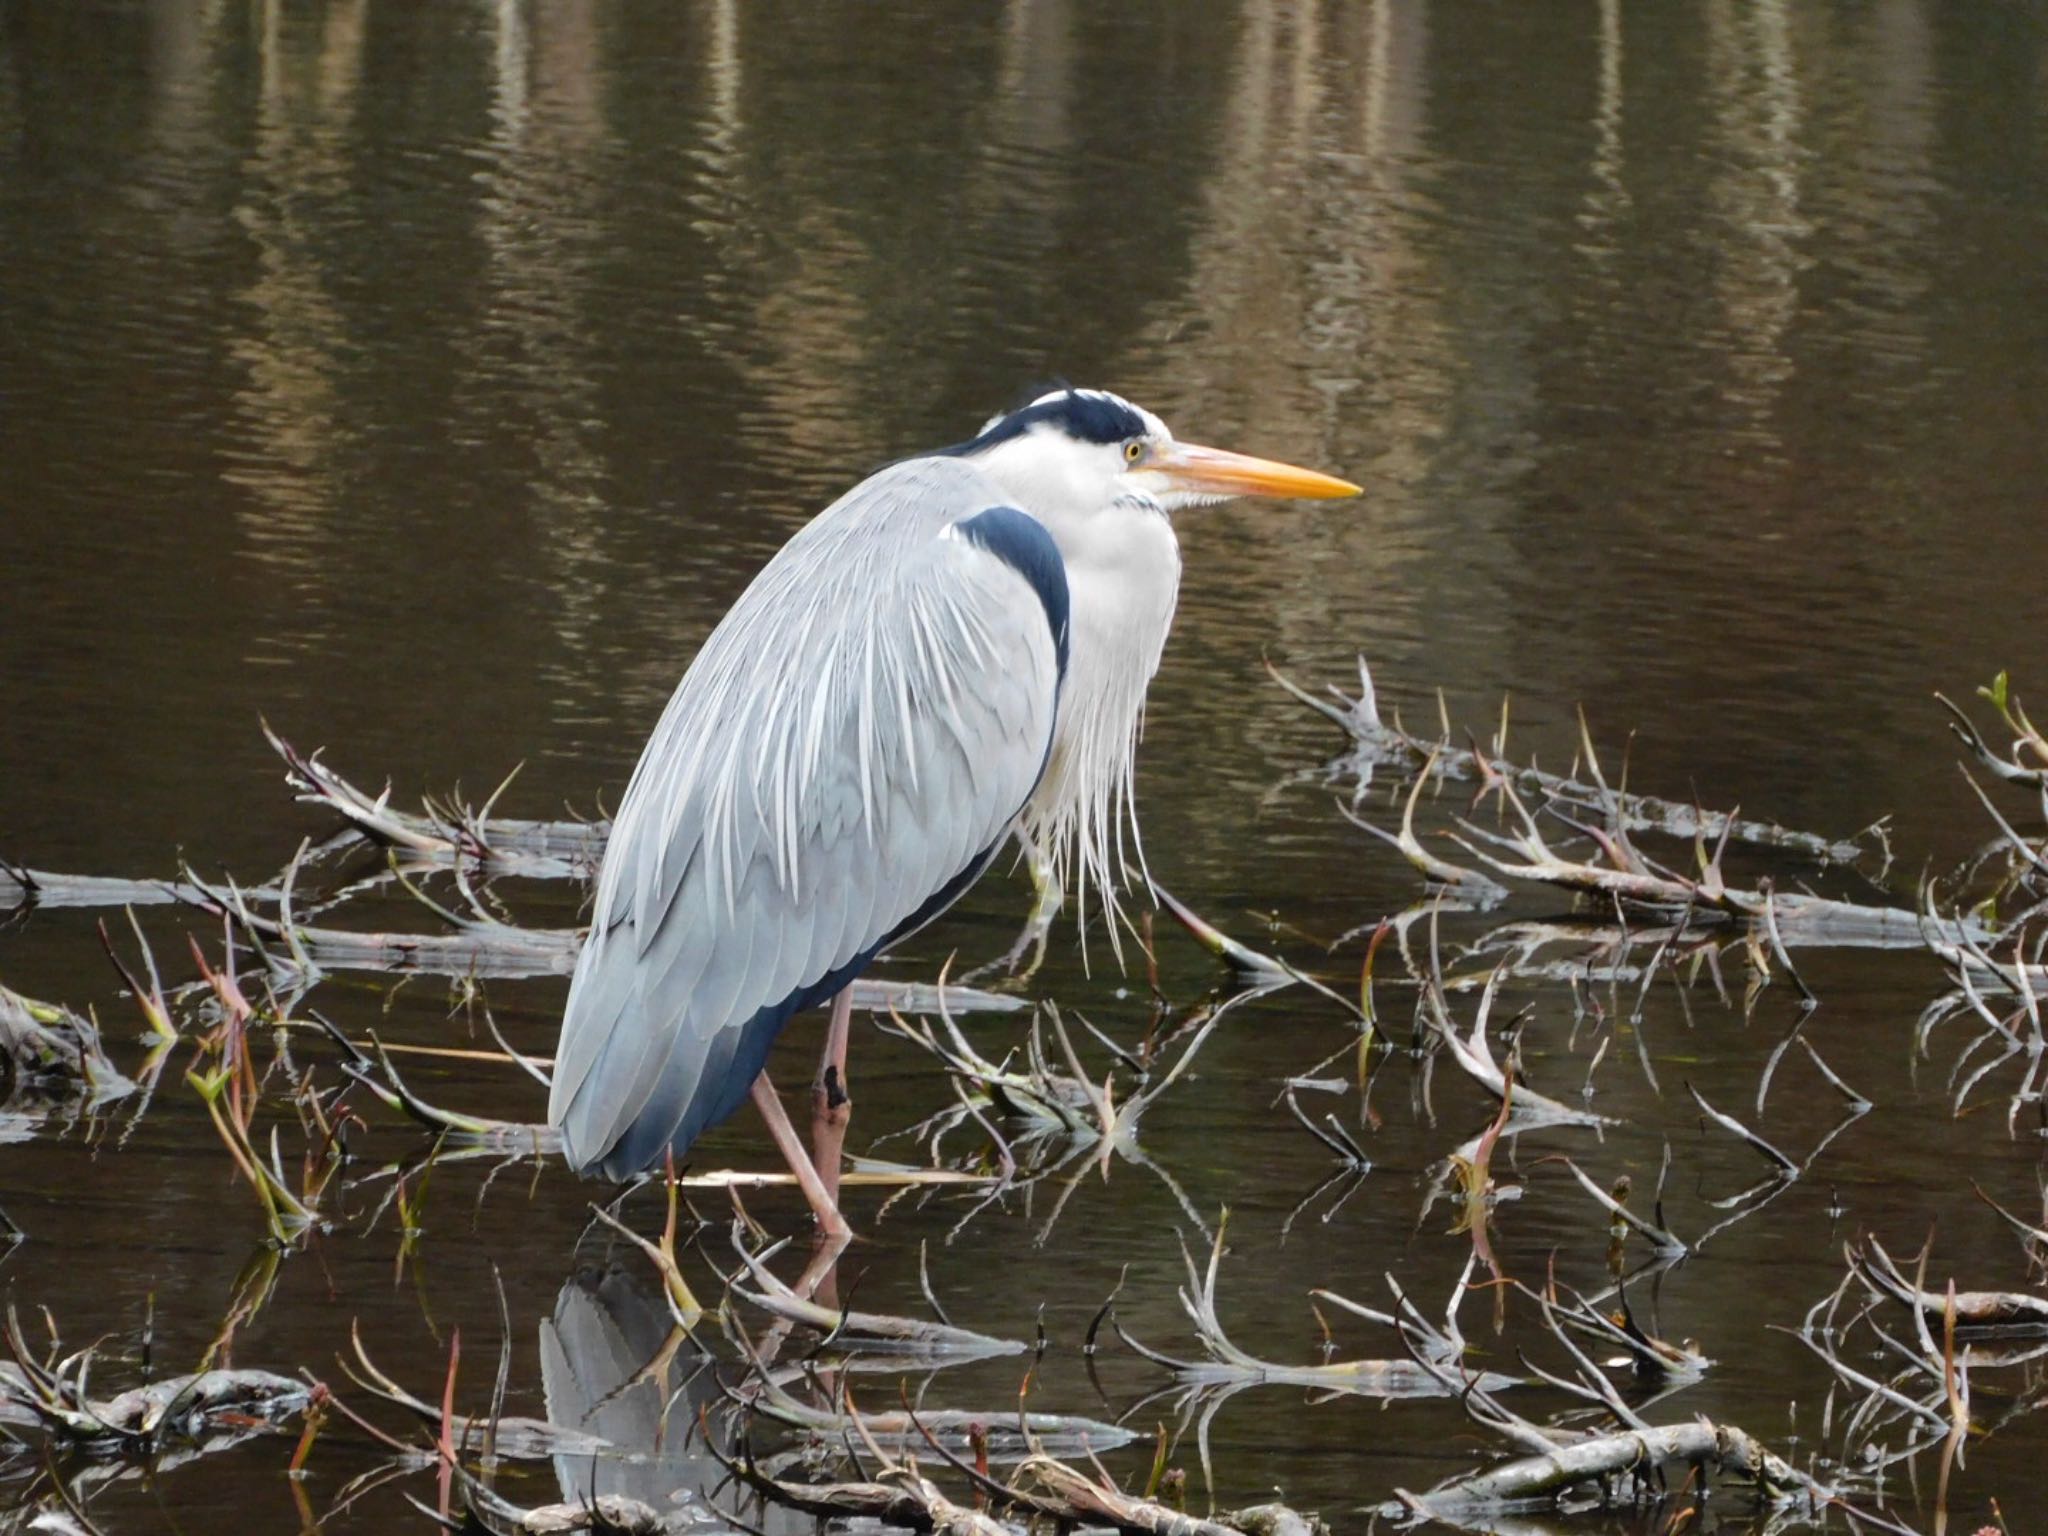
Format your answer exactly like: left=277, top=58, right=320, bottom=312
left=549, top=458, right=1065, bottom=1180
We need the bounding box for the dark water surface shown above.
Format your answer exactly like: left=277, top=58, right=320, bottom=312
left=4, top=3, right=2048, bottom=1532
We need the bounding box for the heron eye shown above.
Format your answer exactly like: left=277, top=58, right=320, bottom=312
left=1123, top=440, right=1145, bottom=464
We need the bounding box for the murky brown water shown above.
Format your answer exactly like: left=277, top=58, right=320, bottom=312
left=4, top=2, right=2047, bottom=1531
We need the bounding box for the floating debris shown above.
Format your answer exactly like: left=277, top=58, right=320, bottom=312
left=0, top=983, right=133, bottom=1104
left=1851, top=1236, right=2048, bottom=1332
left=0, top=1308, right=307, bottom=1457
left=266, top=721, right=608, bottom=876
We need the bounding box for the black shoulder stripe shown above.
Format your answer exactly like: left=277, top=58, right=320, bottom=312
left=954, top=506, right=1069, bottom=684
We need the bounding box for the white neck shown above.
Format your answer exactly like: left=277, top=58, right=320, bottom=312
left=1019, top=494, right=1182, bottom=954
left=961, top=416, right=1186, bottom=958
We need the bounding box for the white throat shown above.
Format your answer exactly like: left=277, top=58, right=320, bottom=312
left=961, top=398, right=1184, bottom=958
left=1019, top=493, right=1181, bottom=955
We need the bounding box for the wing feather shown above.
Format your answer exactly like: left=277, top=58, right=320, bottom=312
left=550, top=459, right=1063, bottom=1179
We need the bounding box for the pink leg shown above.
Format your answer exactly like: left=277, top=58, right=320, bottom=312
left=811, top=987, right=855, bottom=1211
left=750, top=1071, right=851, bottom=1239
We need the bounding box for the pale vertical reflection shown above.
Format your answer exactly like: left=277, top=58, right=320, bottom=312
left=703, top=0, right=740, bottom=161
left=0, top=37, right=16, bottom=150
left=1347, top=0, right=1440, bottom=502
left=470, top=0, right=615, bottom=702
left=671, top=0, right=861, bottom=500
left=492, top=0, right=528, bottom=128
left=1126, top=0, right=1280, bottom=410
left=1829, top=0, right=1935, bottom=386
left=963, top=0, right=1074, bottom=265
left=1288, top=0, right=1320, bottom=149
left=1359, top=0, right=1394, bottom=163
left=992, top=0, right=1074, bottom=157
left=133, top=0, right=231, bottom=280
left=1865, top=0, right=1935, bottom=208
left=1700, top=0, right=1810, bottom=449
left=1125, top=0, right=1448, bottom=661
left=1576, top=0, right=1630, bottom=258
left=685, top=0, right=751, bottom=301
left=718, top=0, right=1071, bottom=488
left=223, top=0, right=368, bottom=609
left=703, top=0, right=876, bottom=496
left=143, top=0, right=223, bottom=156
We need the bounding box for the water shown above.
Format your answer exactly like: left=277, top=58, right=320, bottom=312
left=2, top=2, right=2046, bottom=1530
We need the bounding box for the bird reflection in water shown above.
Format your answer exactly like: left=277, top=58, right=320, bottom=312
left=540, top=1262, right=810, bottom=1533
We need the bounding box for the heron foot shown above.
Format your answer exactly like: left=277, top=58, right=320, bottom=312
left=972, top=909, right=1053, bottom=986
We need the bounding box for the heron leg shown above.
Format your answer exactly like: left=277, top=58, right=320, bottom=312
left=750, top=1071, right=851, bottom=1239
left=810, top=987, right=855, bottom=1211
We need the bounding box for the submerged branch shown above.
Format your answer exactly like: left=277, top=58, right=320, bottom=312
left=1389, top=1419, right=1827, bottom=1519
left=178, top=867, right=1027, bottom=1025
left=1275, top=658, right=1879, bottom=866
left=0, top=983, right=134, bottom=1103
left=0, top=1307, right=307, bottom=1456
left=265, top=722, right=607, bottom=875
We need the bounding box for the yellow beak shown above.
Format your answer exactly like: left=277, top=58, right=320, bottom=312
left=1151, top=441, right=1362, bottom=501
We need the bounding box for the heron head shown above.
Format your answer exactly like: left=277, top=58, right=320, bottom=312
left=957, top=387, right=1361, bottom=522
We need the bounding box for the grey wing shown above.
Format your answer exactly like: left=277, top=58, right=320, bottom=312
left=548, top=459, right=1063, bottom=1180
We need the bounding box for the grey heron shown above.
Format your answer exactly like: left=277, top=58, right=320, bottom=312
left=549, top=388, right=1358, bottom=1234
